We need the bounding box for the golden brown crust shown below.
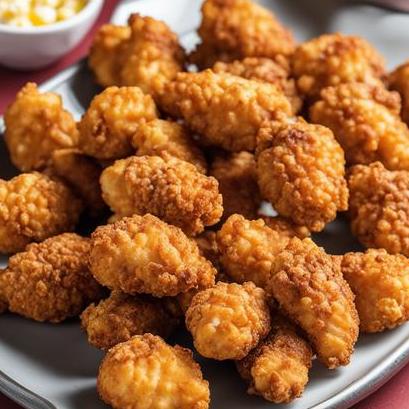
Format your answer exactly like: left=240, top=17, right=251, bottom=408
left=81, top=291, right=179, bottom=350
left=100, top=155, right=223, bottom=236
left=388, top=60, right=409, bottom=125
left=342, top=249, right=409, bottom=333
left=261, top=216, right=310, bottom=239
left=0, top=172, right=83, bottom=254
left=4, top=83, right=79, bottom=171
left=0, top=233, right=103, bottom=323
left=256, top=119, right=348, bottom=232
left=292, top=33, right=385, bottom=101
left=348, top=162, right=409, bottom=256
left=89, top=214, right=216, bottom=297
left=157, top=70, right=292, bottom=152
left=186, top=282, right=271, bottom=360
left=97, top=334, right=210, bottom=409
left=78, top=86, right=158, bottom=160
left=190, top=0, right=295, bottom=69
left=132, top=119, right=207, bottom=173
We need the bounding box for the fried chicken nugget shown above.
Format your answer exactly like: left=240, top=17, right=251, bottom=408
left=256, top=119, right=348, bottom=232
left=81, top=291, right=179, bottom=350
left=341, top=249, right=409, bottom=333
left=78, top=86, right=158, bottom=160
left=100, top=155, right=222, bottom=236
left=310, top=83, right=409, bottom=170
left=98, top=334, right=210, bottom=409
left=4, top=82, right=79, bottom=171
left=158, top=70, right=292, bottom=152
left=0, top=172, right=83, bottom=254
left=209, top=151, right=261, bottom=221
left=0, top=233, right=103, bottom=323
left=213, top=57, right=302, bottom=113
left=186, top=281, right=271, bottom=360
left=389, top=60, right=409, bottom=125
left=292, top=33, right=385, bottom=101
left=236, top=314, right=312, bottom=403
left=132, top=119, right=207, bottom=173
left=190, top=0, right=295, bottom=69
left=348, top=162, right=409, bottom=256
left=261, top=216, right=310, bottom=239
left=90, top=214, right=216, bottom=297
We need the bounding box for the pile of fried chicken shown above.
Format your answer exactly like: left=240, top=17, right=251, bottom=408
left=3, top=0, right=409, bottom=407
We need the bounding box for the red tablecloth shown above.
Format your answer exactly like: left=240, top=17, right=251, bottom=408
left=0, top=0, right=408, bottom=408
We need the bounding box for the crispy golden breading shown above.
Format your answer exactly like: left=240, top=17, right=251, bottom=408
left=158, top=70, right=292, bottom=152
left=341, top=249, right=409, bottom=333
left=0, top=173, right=83, bottom=254
left=236, top=315, right=312, bottom=403
left=267, top=238, right=359, bottom=368
left=256, top=119, right=348, bottom=232
left=261, top=216, right=310, bottom=239
left=310, top=83, right=409, bottom=170
left=81, top=291, right=179, bottom=350
left=98, top=334, right=210, bottom=409
left=132, top=119, right=207, bottom=173
left=348, top=162, right=409, bottom=256
left=190, top=0, right=295, bottom=69
left=88, top=24, right=131, bottom=87
left=292, top=33, right=385, bottom=101
left=51, top=149, right=106, bottom=217
left=389, top=61, right=409, bottom=125
left=78, top=86, right=158, bottom=160
left=213, top=57, right=302, bottom=113
left=4, top=83, right=79, bottom=171
left=100, top=155, right=222, bottom=236
left=186, top=282, right=271, bottom=360
left=0, top=234, right=103, bottom=323
left=210, top=151, right=261, bottom=221
left=217, top=215, right=289, bottom=288
left=89, top=215, right=216, bottom=297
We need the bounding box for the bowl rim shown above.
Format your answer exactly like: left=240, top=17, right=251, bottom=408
left=0, top=0, right=104, bottom=35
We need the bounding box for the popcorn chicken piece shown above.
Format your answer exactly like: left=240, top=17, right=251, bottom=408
left=261, top=216, right=310, bottom=239
left=158, top=70, right=292, bottom=152
left=256, top=118, right=348, bottom=232
left=186, top=282, right=271, bottom=360
left=132, top=119, right=207, bottom=173
left=0, top=172, right=83, bottom=254
left=190, top=0, right=295, bottom=69
left=389, top=60, right=409, bottom=125
left=81, top=291, right=179, bottom=350
left=89, top=215, right=216, bottom=297
left=98, top=334, right=210, bottom=409
left=4, top=82, right=78, bottom=171
left=0, top=233, right=103, bottom=323
left=342, top=249, right=409, bottom=333
left=78, top=86, right=158, bottom=160
left=100, top=155, right=222, bottom=236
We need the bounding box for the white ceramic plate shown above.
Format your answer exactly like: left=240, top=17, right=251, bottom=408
left=2, top=1, right=409, bottom=408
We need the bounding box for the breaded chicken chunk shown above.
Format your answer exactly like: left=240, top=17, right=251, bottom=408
left=190, top=0, right=295, bottom=69
left=98, top=334, right=210, bottom=409
left=186, top=282, right=271, bottom=360
left=348, top=162, right=409, bottom=256
left=213, top=57, right=302, bottom=113
left=292, top=33, right=385, bottom=101
left=0, top=234, right=103, bottom=323
left=158, top=70, right=292, bottom=152
left=4, top=83, right=79, bottom=171
left=261, top=216, right=310, bottom=239
left=342, top=249, right=409, bottom=333
left=0, top=172, right=83, bottom=254
left=389, top=60, right=409, bottom=125
left=236, top=314, right=312, bottom=403
left=267, top=238, right=359, bottom=368
left=89, top=215, right=216, bottom=297
left=132, top=119, right=207, bottom=173
left=210, top=151, right=261, bottom=221
left=310, top=83, right=409, bottom=170
left=100, top=155, right=222, bottom=236
left=78, top=86, right=158, bottom=160
left=81, top=291, right=179, bottom=350
left=256, top=119, right=348, bottom=232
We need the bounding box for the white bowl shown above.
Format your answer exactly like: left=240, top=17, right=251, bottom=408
left=0, top=0, right=104, bottom=70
